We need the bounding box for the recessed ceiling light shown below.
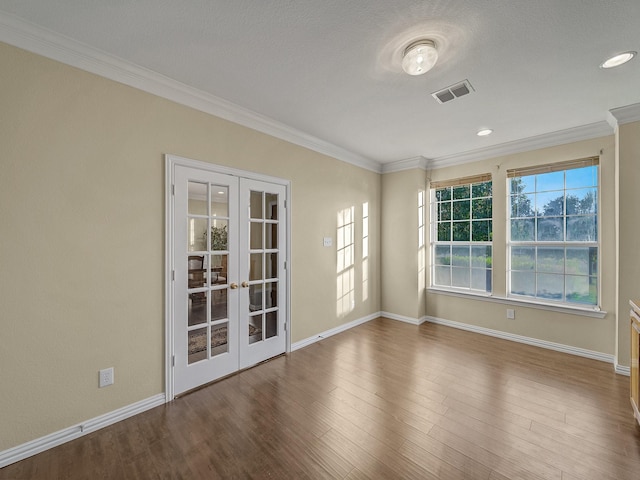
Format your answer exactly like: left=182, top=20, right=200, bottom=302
left=600, top=51, right=636, bottom=69
left=402, top=39, right=438, bottom=76
left=477, top=128, right=493, bottom=137
left=217, top=191, right=225, bottom=195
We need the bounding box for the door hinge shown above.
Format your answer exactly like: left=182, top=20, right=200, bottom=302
left=171, top=184, right=175, bottom=195
left=172, top=270, right=175, bottom=281
left=172, top=355, right=175, bottom=367
left=284, top=200, right=287, bottom=208
left=284, top=322, right=287, bottom=331
left=284, top=261, right=287, bottom=270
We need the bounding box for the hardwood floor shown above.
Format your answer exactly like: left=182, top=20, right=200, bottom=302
left=2, top=317, right=640, bottom=479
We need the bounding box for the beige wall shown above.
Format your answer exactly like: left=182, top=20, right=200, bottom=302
left=0, top=43, right=381, bottom=450
left=425, top=137, right=617, bottom=355
left=617, top=121, right=640, bottom=367
left=380, top=169, right=427, bottom=320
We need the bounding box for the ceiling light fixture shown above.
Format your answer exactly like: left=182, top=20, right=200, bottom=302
left=600, top=51, right=636, bottom=69
left=402, top=39, right=438, bottom=75
left=477, top=128, right=493, bottom=137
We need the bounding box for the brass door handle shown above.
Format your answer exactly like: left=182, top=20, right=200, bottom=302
left=241, top=281, right=249, bottom=288
left=230, top=283, right=239, bottom=289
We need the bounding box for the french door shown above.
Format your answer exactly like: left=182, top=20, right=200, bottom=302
left=170, top=162, right=288, bottom=396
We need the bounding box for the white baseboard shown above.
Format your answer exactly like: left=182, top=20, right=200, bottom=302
left=615, top=364, right=631, bottom=376
left=291, top=312, right=380, bottom=351
left=380, top=311, right=427, bottom=325
left=422, top=315, right=617, bottom=366
left=0, top=393, right=165, bottom=469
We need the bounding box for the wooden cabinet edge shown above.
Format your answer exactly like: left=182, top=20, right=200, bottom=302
left=630, top=300, right=640, bottom=427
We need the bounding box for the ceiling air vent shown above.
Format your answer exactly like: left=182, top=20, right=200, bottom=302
left=431, top=80, right=474, bottom=104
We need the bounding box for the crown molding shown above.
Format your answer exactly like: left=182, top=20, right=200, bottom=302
left=608, top=102, right=640, bottom=127
left=381, top=156, right=430, bottom=173
left=428, top=121, right=614, bottom=170
left=0, top=12, right=382, bottom=173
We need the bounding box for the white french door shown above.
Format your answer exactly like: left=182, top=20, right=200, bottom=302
left=169, top=161, right=288, bottom=397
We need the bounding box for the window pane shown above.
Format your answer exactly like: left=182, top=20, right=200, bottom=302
left=434, top=245, right=451, bottom=265
left=452, top=200, right=470, bottom=220
left=566, top=247, right=592, bottom=276
left=471, top=246, right=492, bottom=268
left=566, top=276, right=597, bottom=305
left=437, top=222, right=451, bottom=241
left=566, top=166, right=597, bottom=189
left=537, top=191, right=564, bottom=216
left=472, top=181, right=492, bottom=198
left=451, top=267, right=470, bottom=288
left=566, top=215, right=597, bottom=241
left=438, top=202, right=451, bottom=221
left=566, top=189, right=597, bottom=215
left=472, top=220, right=491, bottom=241
left=536, top=217, right=563, bottom=241
left=511, top=219, right=535, bottom=241
left=434, top=266, right=451, bottom=286
left=471, top=268, right=491, bottom=292
left=536, top=171, right=564, bottom=192
left=511, top=247, right=535, bottom=270
left=451, top=246, right=470, bottom=267
left=453, top=185, right=470, bottom=200
left=510, top=176, right=535, bottom=194
left=537, top=273, right=563, bottom=300
left=472, top=198, right=492, bottom=219
left=511, top=271, right=535, bottom=296
left=436, top=187, right=451, bottom=201
left=537, top=247, right=564, bottom=274
left=452, top=222, right=470, bottom=241
left=510, top=193, right=535, bottom=218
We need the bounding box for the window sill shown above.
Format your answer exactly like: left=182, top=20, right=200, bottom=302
left=426, top=287, right=607, bottom=319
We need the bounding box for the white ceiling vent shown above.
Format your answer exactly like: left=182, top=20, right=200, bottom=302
left=431, top=80, right=475, bottom=104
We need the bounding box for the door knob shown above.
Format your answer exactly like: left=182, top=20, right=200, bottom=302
left=230, top=283, right=239, bottom=289
left=241, top=281, right=249, bottom=288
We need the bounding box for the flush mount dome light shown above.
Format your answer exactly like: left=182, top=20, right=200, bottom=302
left=477, top=128, right=493, bottom=137
left=600, top=51, right=636, bottom=69
left=402, top=39, right=438, bottom=75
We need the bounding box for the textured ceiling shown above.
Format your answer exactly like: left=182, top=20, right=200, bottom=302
left=0, top=0, right=639, bottom=168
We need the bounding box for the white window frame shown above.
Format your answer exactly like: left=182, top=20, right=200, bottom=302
left=506, top=157, right=600, bottom=310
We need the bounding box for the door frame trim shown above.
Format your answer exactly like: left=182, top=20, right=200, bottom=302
left=164, top=154, right=292, bottom=401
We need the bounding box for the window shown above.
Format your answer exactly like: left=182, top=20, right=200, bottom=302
left=507, top=157, right=598, bottom=306
left=431, top=174, right=492, bottom=292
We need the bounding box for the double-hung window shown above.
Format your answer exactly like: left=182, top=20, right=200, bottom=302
left=431, top=174, right=493, bottom=293
left=507, top=157, right=599, bottom=307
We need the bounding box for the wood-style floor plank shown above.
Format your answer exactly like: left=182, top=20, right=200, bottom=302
left=2, top=317, right=639, bottom=479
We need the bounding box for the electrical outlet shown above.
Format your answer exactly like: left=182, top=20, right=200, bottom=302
left=506, top=309, right=515, bottom=320
left=99, top=367, right=114, bottom=388
left=323, top=237, right=332, bottom=247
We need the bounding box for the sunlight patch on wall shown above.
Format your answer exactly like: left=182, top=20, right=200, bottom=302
left=337, top=206, right=355, bottom=317
left=418, top=191, right=426, bottom=291
left=362, top=202, right=369, bottom=302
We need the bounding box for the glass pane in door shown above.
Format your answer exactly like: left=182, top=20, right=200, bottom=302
left=188, top=327, right=208, bottom=364
left=265, top=193, right=278, bottom=220
left=211, top=289, right=227, bottom=322
left=250, top=191, right=263, bottom=219
left=250, top=253, right=263, bottom=280
left=211, top=322, right=229, bottom=356
left=265, top=311, right=277, bottom=339
left=249, top=315, right=263, bottom=344
left=211, top=186, right=229, bottom=217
